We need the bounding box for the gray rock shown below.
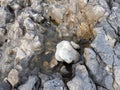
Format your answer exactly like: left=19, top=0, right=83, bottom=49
left=84, top=48, right=114, bottom=89
left=67, top=64, right=96, bottom=90
left=0, top=6, right=13, bottom=27
left=108, top=3, right=120, bottom=33
left=38, top=72, right=52, bottom=87
left=18, top=76, right=39, bottom=90
left=55, top=40, right=80, bottom=63
left=43, top=78, right=67, bottom=90
left=91, top=27, right=114, bottom=66
left=114, top=43, right=120, bottom=58
left=97, top=86, right=108, bottom=90
left=31, top=0, right=42, bottom=13
left=7, top=69, right=19, bottom=86
left=0, top=82, right=11, bottom=90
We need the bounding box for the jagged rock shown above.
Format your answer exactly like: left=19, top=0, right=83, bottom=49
left=7, top=69, right=19, bottom=86
left=18, top=76, right=39, bottom=90
left=55, top=40, right=80, bottom=63
left=67, top=64, right=96, bottom=90
left=43, top=78, right=67, bottom=90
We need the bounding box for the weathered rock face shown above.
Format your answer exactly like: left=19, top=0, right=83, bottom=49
left=55, top=41, right=80, bottom=63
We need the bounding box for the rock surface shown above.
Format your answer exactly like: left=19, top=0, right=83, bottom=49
left=0, top=0, right=120, bottom=90
left=43, top=78, right=67, bottom=90
left=67, top=64, right=96, bottom=90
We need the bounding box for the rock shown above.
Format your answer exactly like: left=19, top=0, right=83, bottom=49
left=20, top=32, right=42, bottom=56
left=60, top=65, right=69, bottom=76
left=70, top=41, right=80, bottom=49
left=84, top=48, right=114, bottom=89
left=67, top=64, right=96, bottom=90
left=55, top=40, right=80, bottom=63
left=38, top=72, right=52, bottom=87
left=91, top=27, right=114, bottom=65
left=84, top=4, right=105, bottom=22
left=31, top=0, right=42, bottom=13
left=0, top=82, right=11, bottom=90
left=0, top=6, right=13, bottom=27
left=114, top=43, right=120, bottom=58
left=16, top=48, right=26, bottom=60
left=18, top=76, right=39, bottom=90
left=48, top=4, right=67, bottom=24
left=43, top=78, right=67, bottom=90
left=24, top=17, right=35, bottom=30
left=97, top=86, right=108, bottom=90
left=7, top=69, right=19, bottom=86
left=50, top=58, right=58, bottom=68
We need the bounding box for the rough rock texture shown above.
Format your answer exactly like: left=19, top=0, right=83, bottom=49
left=43, top=78, right=67, bottom=90
left=0, top=0, right=120, bottom=90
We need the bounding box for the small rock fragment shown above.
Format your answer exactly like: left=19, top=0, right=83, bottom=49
left=55, top=40, right=80, bottom=63
left=7, top=69, right=19, bottom=86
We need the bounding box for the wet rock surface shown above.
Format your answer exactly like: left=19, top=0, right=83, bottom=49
left=0, top=0, right=120, bottom=90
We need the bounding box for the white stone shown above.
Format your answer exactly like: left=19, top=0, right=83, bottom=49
left=55, top=40, right=80, bottom=63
